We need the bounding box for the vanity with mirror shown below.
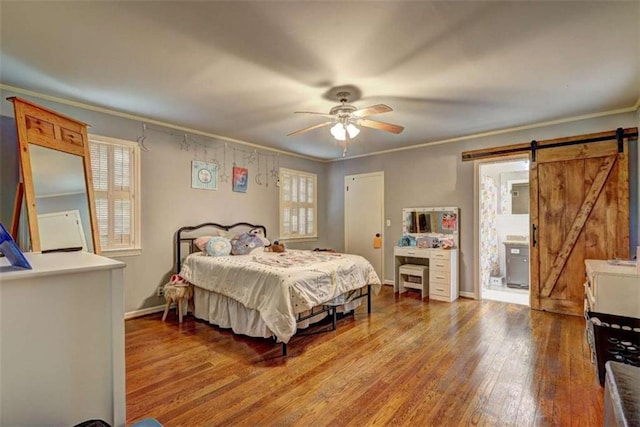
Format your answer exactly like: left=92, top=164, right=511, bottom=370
left=8, top=97, right=100, bottom=254
left=395, top=207, right=459, bottom=302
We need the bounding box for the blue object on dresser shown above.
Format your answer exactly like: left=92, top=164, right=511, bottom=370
left=131, top=419, right=163, bottom=427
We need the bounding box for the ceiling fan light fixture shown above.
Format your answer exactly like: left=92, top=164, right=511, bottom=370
left=289, top=90, right=402, bottom=155
left=330, top=123, right=346, bottom=140
left=330, top=123, right=360, bottom=141
left=346, top=123, right=360, bottom=139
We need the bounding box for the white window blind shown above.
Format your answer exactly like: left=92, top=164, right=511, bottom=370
left=279, top=168, right=317, bottom=240
left=89, top=135, right=140, bottom=253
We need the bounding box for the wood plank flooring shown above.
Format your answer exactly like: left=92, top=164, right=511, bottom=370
left=126, top=286, right=603, bottom=426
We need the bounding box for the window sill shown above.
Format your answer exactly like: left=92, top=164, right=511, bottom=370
left=101, top=248, right=142, bottom=258
left=279, top=237, right=318, bottom=244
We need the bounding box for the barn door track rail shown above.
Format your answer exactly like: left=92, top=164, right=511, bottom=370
left=461, top=127, right=638, bottom=162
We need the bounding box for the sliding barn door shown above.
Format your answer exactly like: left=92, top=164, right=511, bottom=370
left=530, top=135, right=630, bottom=315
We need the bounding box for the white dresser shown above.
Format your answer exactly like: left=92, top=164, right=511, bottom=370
left=0, top=251, right=126, bottom=427
left=394, top=247, right=459, bottom=302
left=584, top=259, right=640, bottom=318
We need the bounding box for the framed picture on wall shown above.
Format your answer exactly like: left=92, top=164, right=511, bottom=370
left=232, top=166, right=248, bottom=193
left=192, top=161, right=218, bottom=190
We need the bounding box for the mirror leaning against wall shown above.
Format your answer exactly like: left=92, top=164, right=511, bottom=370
left=8, top=97, right=101, bottom=254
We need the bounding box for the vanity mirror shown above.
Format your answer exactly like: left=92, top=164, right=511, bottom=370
left=9, top=97, right=100, bottom=254
left=402, top=206, right=459, bottom=247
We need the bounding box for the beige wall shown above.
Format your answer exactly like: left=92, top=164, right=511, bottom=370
left=325, top=111, right=639, bottom=295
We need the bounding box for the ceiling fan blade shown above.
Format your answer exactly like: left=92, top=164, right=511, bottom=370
left=294, top=111, right=335, bottom=119
left=352, top=104, right=392, bottom=118
left=357, top=118, right=404, bottom=134
left=287, top=121, right=333, bottom=137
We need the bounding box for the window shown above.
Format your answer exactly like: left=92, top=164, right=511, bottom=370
left=279, top=168, right=317, bottom=240
left=89, top=134, right=141, bottom=255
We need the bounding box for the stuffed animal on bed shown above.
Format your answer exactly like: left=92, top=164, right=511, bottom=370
left=230, top=232, right=265, bottom=255
left=205, top=236, right=232, bottom=256
left=264, top=240, right=286, bottom=253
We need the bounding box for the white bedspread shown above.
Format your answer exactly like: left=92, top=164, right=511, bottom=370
left=179, top=249, right=381, bottom=343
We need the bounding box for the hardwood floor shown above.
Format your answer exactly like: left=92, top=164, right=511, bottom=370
left=126, top=286, right=603, bottom=426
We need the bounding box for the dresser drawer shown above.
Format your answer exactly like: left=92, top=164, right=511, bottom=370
left=430, top=269, right=450, bottom=283
left=394, top=247, right=430, bottom=258
left=430, top=283, right=451, bottom=298
left=430, top=259, right=449, bottom=271
left=430, top=250, right=451, bottom=260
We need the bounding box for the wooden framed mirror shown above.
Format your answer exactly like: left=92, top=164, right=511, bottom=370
left=9, top=97, right=101, bottom=254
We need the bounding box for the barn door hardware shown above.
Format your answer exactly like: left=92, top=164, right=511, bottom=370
left=531, top=140, right=537, bottom=162
left=461, top=127, right=638, bottom=161
left=532, top=224, right=537, bottom=247
left=616, top=127, right=624, bottom=153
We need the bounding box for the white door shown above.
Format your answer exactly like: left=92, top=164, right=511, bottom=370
left=345, top=172, right=384, bottom=280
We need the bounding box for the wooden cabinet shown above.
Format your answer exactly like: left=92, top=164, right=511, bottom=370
left=584, top=259, right=640, bottom=318
left=0, top=251, right=126, bottom=426
left=394, top=247, right=458, bottom=302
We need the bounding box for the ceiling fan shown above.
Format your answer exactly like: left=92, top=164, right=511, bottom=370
left=287, top=91, right=404, bottom=156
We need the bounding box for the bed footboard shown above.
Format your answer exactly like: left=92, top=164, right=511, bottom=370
left=282, top=284, right=372, bottom=356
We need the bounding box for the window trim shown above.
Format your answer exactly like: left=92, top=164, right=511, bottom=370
left=88, top=133, right=142, bottom=257
left=279, top=167, right=318, bottom=241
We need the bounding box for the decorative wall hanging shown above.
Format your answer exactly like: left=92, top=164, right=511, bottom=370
left=232, top=166, right=248, bottom=193
left=141, top=123, right=284, bottom=192
left=219, top=143, right=230, bottom=183
left=192, top=160, right=218, bottom=190
left=255, top=152, right=264, bottom=186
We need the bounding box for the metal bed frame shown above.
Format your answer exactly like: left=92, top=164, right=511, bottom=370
left=175, top=222, right=373, bottom=356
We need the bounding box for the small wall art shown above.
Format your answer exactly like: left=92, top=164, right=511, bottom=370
left=192, top=160, right=218, bottom=190
left=441, top=212, right=457, bottom=230
left=232, top=166, right=248, bottom=193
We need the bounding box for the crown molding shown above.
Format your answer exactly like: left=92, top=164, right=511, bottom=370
left=2, top=83, right=637, bottom=165
left=329, top=103, right=640, bottom=162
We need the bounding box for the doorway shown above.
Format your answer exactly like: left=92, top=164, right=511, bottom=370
left=344, top=172, right=384, bottom=281
left=477, top=158, right=530, bottom=305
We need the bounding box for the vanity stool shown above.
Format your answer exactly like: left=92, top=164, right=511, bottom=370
left=162, top=283, right=194, bottom=323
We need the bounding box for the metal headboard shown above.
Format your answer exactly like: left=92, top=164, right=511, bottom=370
left=175, top=222, right=267, bottom=273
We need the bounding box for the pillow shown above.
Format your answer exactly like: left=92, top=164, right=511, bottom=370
left=205, top=236, right=232, bottom=257
left=194, top=236, right=214, bottom=251
left=231, top=232, right=265, bottom=255
left=249, top=228, right=270, bottom=246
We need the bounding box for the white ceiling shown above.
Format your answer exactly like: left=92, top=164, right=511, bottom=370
left=1, top=1, right=638, bottom=161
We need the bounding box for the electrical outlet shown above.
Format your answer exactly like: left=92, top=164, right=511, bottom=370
left=157, top=285, right=164, bottom=297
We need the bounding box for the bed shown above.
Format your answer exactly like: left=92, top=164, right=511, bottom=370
left=175, top=222, right=381, bottom=355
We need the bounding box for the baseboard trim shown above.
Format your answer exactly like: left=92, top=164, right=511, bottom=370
left=459, top=291, right=476, bottom=299
left=124, top=304, right=166, bottom=320
left=384, top=279, right=394, bottom=286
